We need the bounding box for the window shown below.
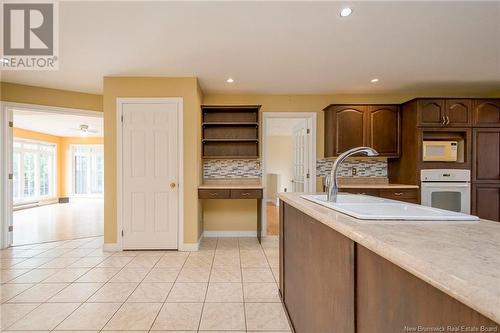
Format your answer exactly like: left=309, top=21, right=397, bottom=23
left=72, top=145, right=104, bottom=195
left=13, top=139, right=57, bottom=204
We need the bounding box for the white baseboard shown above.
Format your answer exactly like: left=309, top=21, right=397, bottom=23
left=103, top=243, right=122, bottom=252
left=203, top=230, right=257, bottom=238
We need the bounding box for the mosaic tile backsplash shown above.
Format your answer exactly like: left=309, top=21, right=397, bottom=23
left=203, top=159, right=262, bottom=178
left=316, top=158, right=387, bottom=178
left=204, top=158, right=387, bottom=179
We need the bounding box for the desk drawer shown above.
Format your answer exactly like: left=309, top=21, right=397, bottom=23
left=378, top=189, right=418, bottom=200
left=231, top=189, right=263, bottom=199
left=198, top=189, right=230, bottom=199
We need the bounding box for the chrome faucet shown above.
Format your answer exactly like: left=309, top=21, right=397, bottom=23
left=326, top=147, right=379, bottom=202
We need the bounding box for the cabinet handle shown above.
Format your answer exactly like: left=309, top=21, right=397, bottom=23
left=241, top=192, right=250, bottom=196
left=441, top=116, right=446, bottom=125
left=209, top=192, right=219, bottom=196
left=394, top=192, right=403, bottom=196
left=446, top=115, right=450, bottom=125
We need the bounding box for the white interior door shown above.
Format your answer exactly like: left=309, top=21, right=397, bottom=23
left=292, top=121, right=309, bottom=192
left=122, top=102, right=179, bottom=249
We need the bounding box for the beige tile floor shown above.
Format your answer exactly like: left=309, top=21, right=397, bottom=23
left=1, top=236, right=289, bottom=332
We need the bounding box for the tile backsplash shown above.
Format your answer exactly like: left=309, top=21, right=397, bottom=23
left=203, top=159, right=262, bottom=178
left=203, top=158, right=387, bottom=179
left=316, top=158, right=387, bottom=178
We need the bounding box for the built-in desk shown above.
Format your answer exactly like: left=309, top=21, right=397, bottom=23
left=198, top=182, right=264, bottom=242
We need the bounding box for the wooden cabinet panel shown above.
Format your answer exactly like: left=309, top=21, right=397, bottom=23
left=198, top=189, right=230, bottom=199
left=417, top=99, right=445, bottom=126
left=378, top=188, right=418, bottom=201
left=324, top=104, right=400, bottom=158
left=282, top=202, right=355, bottom=333
left=230, top=189, right=262, bottom=199
left=473, top=99, right=500, bottom=127
left=472, top=184, right=500, bottom=222
left=446, top=99, right=471, bottom=127
left=333, top=106, right=366, bottom=155
left=473, top=128, right=500, bottom=182
left=368, top=105, right=400, bottom=157
left=356, top=245, right=499, bottom=333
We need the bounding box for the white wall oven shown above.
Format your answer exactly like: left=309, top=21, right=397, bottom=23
left=421, top=169, right=471, bottom=214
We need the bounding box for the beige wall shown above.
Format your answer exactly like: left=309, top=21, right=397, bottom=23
left=1, top=82, right=103, bottom=111
left=103, top=77, right=202, bottom=244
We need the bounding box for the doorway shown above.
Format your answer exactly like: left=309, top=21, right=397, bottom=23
left=262, top=112, right=316, bottom=236
left=1, top=103, right=104, bottom=247
left=117, top=98, right=183, bottom=250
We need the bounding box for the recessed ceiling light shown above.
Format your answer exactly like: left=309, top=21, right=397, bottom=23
left=340, top=7, right=352, bottom=17
left=370, top=78, right=379, bottom=83
left=226, top=78, right=234, bottom=83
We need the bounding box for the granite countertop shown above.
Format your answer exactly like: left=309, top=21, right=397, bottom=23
left=279, top=192, right=500, bottom=323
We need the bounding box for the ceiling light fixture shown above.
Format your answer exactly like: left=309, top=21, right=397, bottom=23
left=370, top=78, right=379, bottom=83
left=340, top=7, right=352, bottom=17
left=226, top=78, right=234, bottom=83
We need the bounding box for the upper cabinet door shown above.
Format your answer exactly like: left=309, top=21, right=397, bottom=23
left=417, top=99, right=445, bottom=127
left=367, top=106, right=400, bottom=157
left=473, top=99, right=500, bottom=127
left=445, top=99, right=471, bottom=127
left=324, top=105, right=366, bottom=157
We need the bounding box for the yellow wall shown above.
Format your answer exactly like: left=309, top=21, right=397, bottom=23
left=12, top=128, right=103, bottom=197
left=103, top=77, right=202, bottom=244
left=1, top=82, right=103, bottom=111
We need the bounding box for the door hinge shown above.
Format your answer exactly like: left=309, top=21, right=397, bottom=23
left=121, top=230, right=124, bottom=237
left=121, top=115, right=124, bottom=123
left=8, top=121, right=13, bottom=128
left=8, top=226, right=13, bottom=232
left=8, top=173, right=13, bottom=180
left=306, top=128, right=310, bottom=134
left=306, top=172, right=310, bottom=179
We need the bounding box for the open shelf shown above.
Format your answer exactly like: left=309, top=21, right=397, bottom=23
left=201, top=105, right=261, bottom=159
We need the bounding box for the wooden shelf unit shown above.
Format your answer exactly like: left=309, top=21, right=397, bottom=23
left=201, top=105, right=261, bottom=159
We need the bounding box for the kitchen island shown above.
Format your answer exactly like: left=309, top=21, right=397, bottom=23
left=279, top=192, right=500, bottom=333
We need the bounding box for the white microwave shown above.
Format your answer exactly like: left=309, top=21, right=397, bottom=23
left=422, top=141, right=458, bottom=162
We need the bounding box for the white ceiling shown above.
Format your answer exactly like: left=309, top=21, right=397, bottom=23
left=2, top=1, right=500, bottom=95
left=13, top=110, right=103, bottom=137
left=266, top=118, right=306, bottom=136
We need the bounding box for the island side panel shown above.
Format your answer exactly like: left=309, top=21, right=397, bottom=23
left=280, top=201, right=355, bottom=333
left=356, top=245, right=500, bottom=332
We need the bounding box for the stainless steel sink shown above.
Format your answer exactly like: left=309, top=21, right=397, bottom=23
left=301, top=194, right=479, bottom=222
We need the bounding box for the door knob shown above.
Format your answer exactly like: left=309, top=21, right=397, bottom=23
left=170, top=182, right=176, bottom=188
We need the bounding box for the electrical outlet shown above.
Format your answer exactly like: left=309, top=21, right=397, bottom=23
left=352, top=167, right=357, bottom=176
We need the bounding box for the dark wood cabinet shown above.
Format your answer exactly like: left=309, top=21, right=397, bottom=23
left=417, top=99, right=472, bottom=127
left=356, top=245, right=498, bottom=332
left=281, top=202, right=355, bottom=333
left=201, top=105, right=260, bottom=159
left=473, top=99, right=500, bottom=127
left=417, top=99, right=445, bottom=126
left=446, top=99, right=472, bottom=127
left=473, top=128, right=500, bottom=182
left=342, top=188, right=418, bottom=203
left=324, top=105, right=366, bottom=156
left=368, top=105, right=401, bottom=156
left=324, top=104, right=400, bottom=158
left=472, top=184, right=500, bottom=221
